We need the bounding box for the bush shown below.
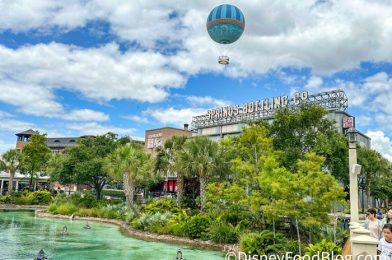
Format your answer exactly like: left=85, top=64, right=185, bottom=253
left=304, top=239, right=342, bottom=256
left=160, top=210, right=189, bottom=236
left=16, top=195, right=32, bottom=205
left=79, top=192, right=98, bottom=208
left=131, top=212, right=173, bottom=233
left=28, top=190, right=52, bottom=205
left=240, top=230, right=288, bottom=255
left=208, top=221, right=240, bottom=244
left=219, top=211, right=254, bottom=229
left=52, top=193, right=68, bottom=204
left=183, top=215, right=210, bottom=239
left=48, top=203, right=58, bottom=213
left=0, top=195, right=11, bottom=204
left=144, top=198, right=179, bottom=215
left=96, top=207, right=119, bottom=219
left=56, top=202, right=78, bottom=215
left=102, top=189, right=125, bottom=200
left=76, top=208, right=98, bottom=217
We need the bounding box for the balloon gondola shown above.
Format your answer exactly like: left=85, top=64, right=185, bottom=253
left=207, top=4, right=245, bottom=65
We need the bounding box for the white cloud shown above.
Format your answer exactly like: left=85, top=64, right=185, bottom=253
left=67, top=122, right=136, bottom=136
left=305, top=76, right=323, bottom=91
left=366, top=131, right=392, bottom=162
left=0, top=1, right=101, bottom=32
left=0, top=110, right=35, bottom=132
left=0, top=43, right=183, bottom=103
left=0, top=139, right=15, bottom=155
left=356, top=115, right=372, bottom=128
left=186, top=96, right=229, bottom=108
left=144, top=107, right=206, bottom=126
left=0, top=0, right=391, bottom=76
left=0, top=81, right=63, bottom=116
left=123, top=115, right=149, bottom=124
left=62, top=109, right=109, bottom=122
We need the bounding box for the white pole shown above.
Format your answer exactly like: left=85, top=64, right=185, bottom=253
left=349, top=142, right=359, bottom=222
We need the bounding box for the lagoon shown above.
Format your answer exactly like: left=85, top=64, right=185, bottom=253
left=0, top=210, right=224, bottom=260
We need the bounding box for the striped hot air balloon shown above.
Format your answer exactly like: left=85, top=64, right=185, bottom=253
left=207, top=4, right=245, bottom=44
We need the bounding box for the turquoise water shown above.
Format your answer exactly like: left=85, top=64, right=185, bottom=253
left=0, top=210, right=224, bottom=260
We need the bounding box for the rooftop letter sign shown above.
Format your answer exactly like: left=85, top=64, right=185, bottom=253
left=191, top=89, right=348, bottom=130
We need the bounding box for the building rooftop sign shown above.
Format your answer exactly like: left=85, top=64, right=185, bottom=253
left=191, top=89, right=348, bottom=130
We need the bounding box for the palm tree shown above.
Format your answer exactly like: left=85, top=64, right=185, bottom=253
left=154, top=136, right=187, bottom=207
left=0, top=149, right=22, bottom=194
left=178, top=137, right=220, bottom=211
left=105, top=144, right=151, bottom=216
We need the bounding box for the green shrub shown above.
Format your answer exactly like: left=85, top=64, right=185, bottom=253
left=79, top=192, right=97, bottom=208
left=144, top=198, right=179, bottom=215
left=208, top=221, right=240, bottom=244
left=161, top=210, right=188, bottom=236
left=28, top=190, right=52, bottom=205
left=48, top=203, right=58, bottom=213
left=219, top=211, right=253, bottom=229
left=240, top=230, right=288, bottom=255
left=52, top=193, right=68, bottom=204
left=56, top=202, right=78, bottom=215
left=16, top=195, right=32, bottom=205
left=304, top=239, right=342, bottom=256
left=183, top=215, right=210, bottom=239
left=131, top=212, right=173, bottom=233
left=0, top=195, right=11, bottom=204
left=102, top=189, right=125, bottom=199
left=76, top=208, right=98, bottom=217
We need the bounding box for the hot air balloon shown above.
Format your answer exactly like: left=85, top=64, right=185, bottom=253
left=207, top=4, right=245, bottom=65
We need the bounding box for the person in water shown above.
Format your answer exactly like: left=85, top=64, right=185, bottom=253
left=62, top=225, right=68, bottom=235
left=34, top=249, right=48, bottom=260
left=83, top=222, right=91, bottom=229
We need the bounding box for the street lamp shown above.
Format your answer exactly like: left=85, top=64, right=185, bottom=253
left=347, top=127, right=357, bottom=143
left=347, top=127, right=360, bottom=222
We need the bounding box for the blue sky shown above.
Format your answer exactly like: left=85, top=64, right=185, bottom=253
left=0, top=1, right=391, bottom=160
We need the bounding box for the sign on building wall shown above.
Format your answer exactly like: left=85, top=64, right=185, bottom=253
left=342, top=117, right=354, bottom=129
left=342, top=117, right=355, bottom=135
left=147, top=133, right=162, bottom=149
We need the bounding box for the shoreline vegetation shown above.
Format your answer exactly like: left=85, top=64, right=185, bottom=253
left=0, top=205, right=234, bottom=252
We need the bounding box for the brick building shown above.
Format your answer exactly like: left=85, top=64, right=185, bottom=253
left=145, top=125, right=191, bottom=194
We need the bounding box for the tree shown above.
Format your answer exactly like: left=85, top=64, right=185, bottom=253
left=154, top=135, right=187, bottom=207
left=231, top=125, right=278, bottom=197
left=0, top=149, right=22, bottom=193
left=105, top=144, right=151, bottom=215
left=358, top=147, right=392, bottom=207
left=21, top=133, right=51, bottom=191
left=178, top=136, right=221, bottom=211
left=47, top=153, right=75, bottom=194
left=64, top=133, right=117, bottom=199
left=371, top=162, right=392, bottom=207
left=259, top=152, right=346, bottom=253
left=265, top=103, right=349, bottom=185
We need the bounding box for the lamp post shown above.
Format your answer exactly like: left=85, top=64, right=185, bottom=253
left=358, top=175, right=365, bottom=214
left=347, top=127, right=359, bottom=222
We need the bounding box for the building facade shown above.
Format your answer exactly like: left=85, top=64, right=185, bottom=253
left=16, top=129, right=81, bottom=152
left=144, top=126, right=192, bottom=194
left=1, top=130, right=83, bottom=195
